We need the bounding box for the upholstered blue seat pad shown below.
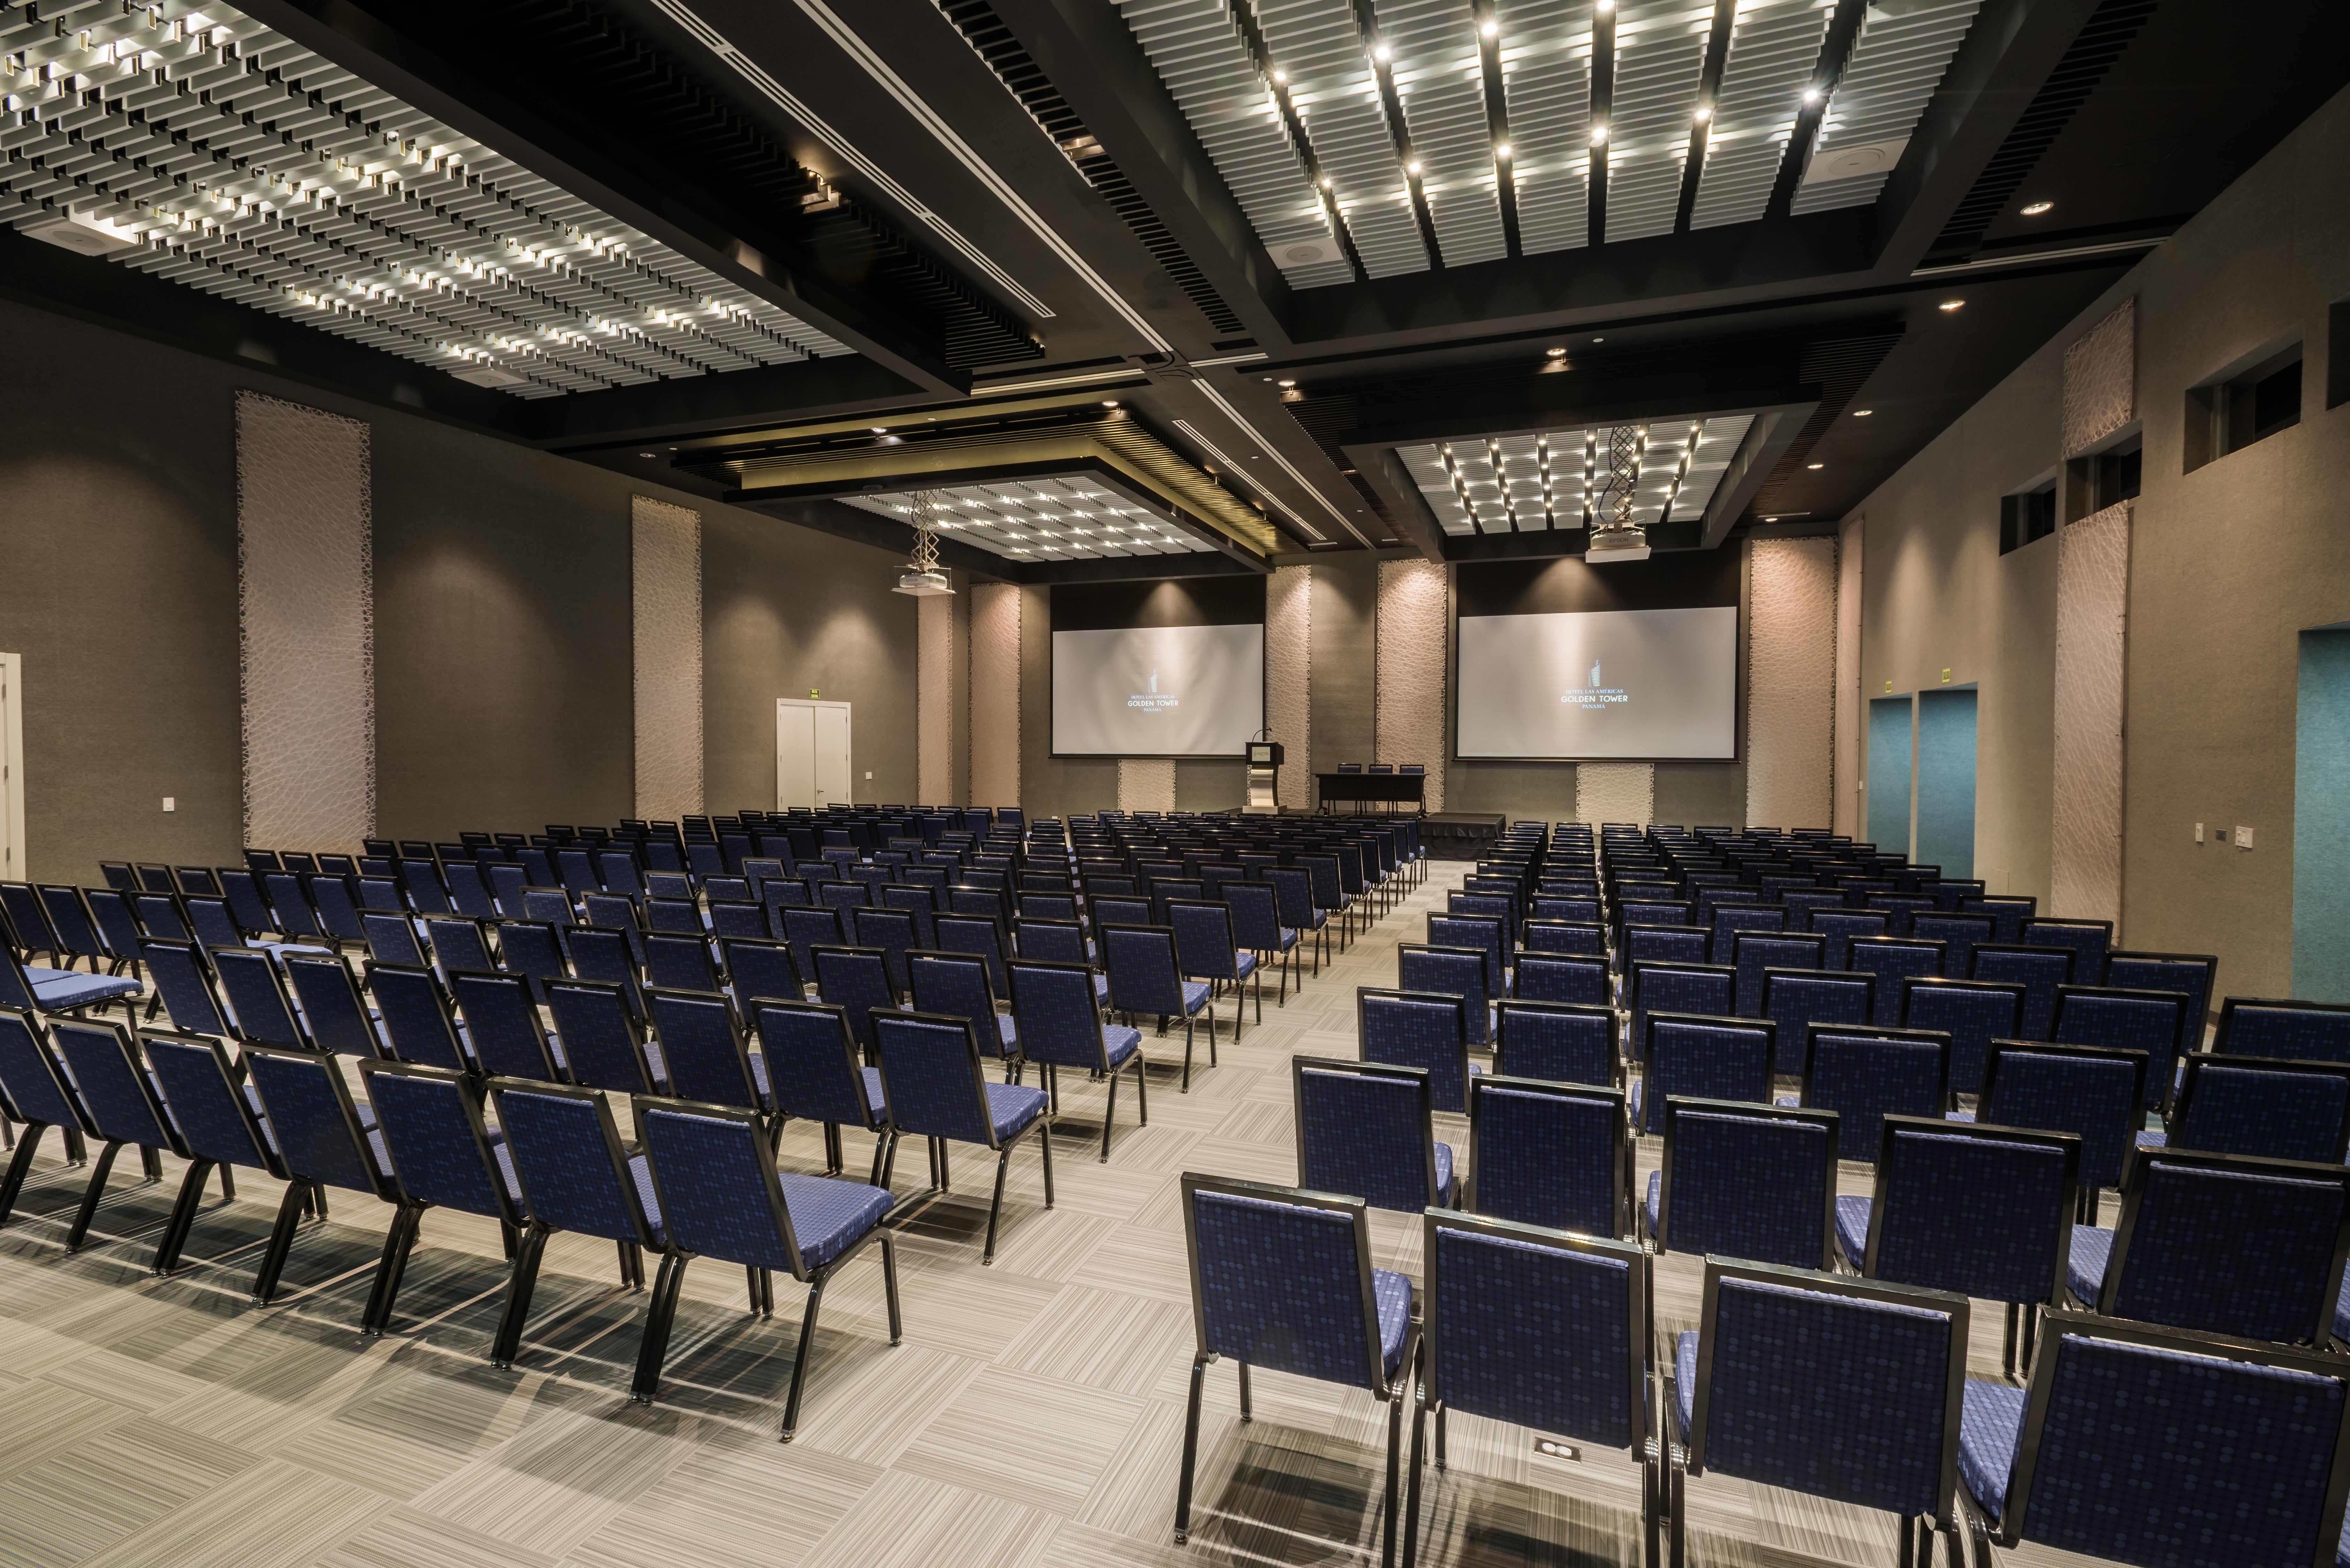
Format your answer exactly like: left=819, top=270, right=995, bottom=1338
left=1181, top=980, right=1211, bottom=1015
left=2337, top=1270, right=2350, bottom=1346
left=1834, top=1195, right=1871, bottom=1263
left=629, top=1153, right=667, bottom=1245
left=860, top=1066, right=886, bottom=1115
left=2066, top=1226, right=2115, bottom=1305
left=1103, top=1025, right=1142, bottom=1068
left=1434, top=1141, right=1456, bottom=1205
left=1234, top=951, right=1259, bottom=978
left=985, top=1082, right=1049, bottom=1141
left=1374, top=1267, right=1413, bottom=1377
left=1646, top=1171, right=1662, bottom=1239
left=1957, top=1379, right=2027, bottom=1519
left=777, top=1172, right=894, bottom=1267
left=1673, top=1330, right=1698, bottom=1439
left=27, top=968, right=141, bottom=1008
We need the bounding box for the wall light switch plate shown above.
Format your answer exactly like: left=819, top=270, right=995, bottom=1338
left=162, top=797, right=175, bottom=812
left=2236, top=825, right=2254, bottom=849
left=1941, top=668, right=1951, bottom=684
left=2195, top=822, right=2205, bottom=843
left=863, top=771, right=872, bottom=781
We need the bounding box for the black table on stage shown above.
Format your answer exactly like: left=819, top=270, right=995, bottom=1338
left=1313, top=773, right=1425, bottom=814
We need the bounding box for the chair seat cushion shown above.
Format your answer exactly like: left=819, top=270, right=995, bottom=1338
left=27, top=969, right=141, bottom=1010
left=984, top=1081, right=1049, bottom=1141
left=1233, top=951, right=1258, bottom=979
left=1646, top=1169, right=1662, bottom=1240
left=860, top=1066, right=886, bottom=1116
left=2066, top=1225, right=2115, bottom=1306
left=2134, top=1128, right=2168, bottom=1148
left=1276, top=929, right=1298, bottom=951
left=2338, top=1270, right=2350, bottom=1346
left=1835, top=1195, right=1872, bottom=1265
left=1957, top=1379, right=2028, bottom=1522
left=1102, top=1025, right=1142, bottom=1068
left=1435, top=1141, right=1456, bottom=1205
left=1093, top=972, right=1109, bottom=1004
left=1181, top=980, right=1211, bottom=1016
left=1374, top=1267, right=1413, bottom=1378
left=777, top=1172, right=894, bottom=1268
left=628, top=1153, right=668, bottom=1246
left=979, top=1013, right=1019, bottom=1056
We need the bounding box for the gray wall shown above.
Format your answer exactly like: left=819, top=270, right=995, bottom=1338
left=1844, top=82, right=2350, bottom=996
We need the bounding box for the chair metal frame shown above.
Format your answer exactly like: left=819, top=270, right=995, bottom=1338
left=1465, top=1074, right=1634, bottom=1238
left=1292, top=1055, right=1452, bottom=1213
left=2163, top=1052, right=2350, bottom=1164
left=871, top=1008, right=1053, bottom=1265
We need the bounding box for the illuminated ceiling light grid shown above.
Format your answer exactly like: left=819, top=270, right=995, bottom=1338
left=1792, top=0, right=1982, bottom=214
left=1688, top=0, right=1835, bottom=230
left=1492, top=0, right=1593, bottom=254
left=1664, top=412, right=1753, bottom=517
left=1601, top=0, right=1714, bottom=241
left=1381, top=0, right=1508, bottom=267
left=0, top=1, right=848, bottom=397
left=1115, top=0, right=1352, bottom=288
left=1256, top=0, right=1427, bottom=277
left=1401, top=413, right=1747, bottom=536
left=840, top=478, right=1211, bottom=561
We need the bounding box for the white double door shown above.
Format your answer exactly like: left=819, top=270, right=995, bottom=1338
left=775, top=699, right=853, bottom=809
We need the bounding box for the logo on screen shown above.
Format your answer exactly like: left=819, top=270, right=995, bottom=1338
left=1128, top=667, right=1179, bottom=712
left=1563, top=657, right=1629, bottom=711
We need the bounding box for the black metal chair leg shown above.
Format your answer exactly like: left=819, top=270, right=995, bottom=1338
left=1174, top=1355, right=1209, bottom=1544
left=869, top=1129, right=893, bottom=1188
left=491, top=1223, right=550, bottom=1369
left=64, top=1140, right=125, bottom=1252
left=150, top=1158, right=215, bottom=1275
left=1402, top=1388, right=1429, bottom=1568
left=362, top=1204, right=423, bottom=1336
left=1181, top=1019, right=1194, bottom=1093
left=1669, top=1452, right=1687, bottom=1568
left=778, top=1273, right=825, bottom=1442
left=879, top=1233, right=903, bottom=1345
left=1038, top=1116, right=1054, bottom=1211
left=1100, top=1064, right=1119, bottom=1163
left=312, top=1184, right=329, bottom=1220
left=0, top=1122, right=51, bottom=1226
left=216, top=1164, right=235, bottom=1201
left=630, top=1250, right=689, bottom=1403
left=982, top=1143, right=1012, bottom=1265
left=138, top=1143, right=163, bottom=1183
left=1435, top=1404, right=1449, bottom=1468
left=1134, top=1052, right=1148, bottom=1129
left=1237, top=1361, right=1252, bottom=1422
left=252, top=1180, right=308, bottom=1304
left=62, top=1127, right=86, bottom=1165
left=1382, top=1376, right=1406, bottom=1568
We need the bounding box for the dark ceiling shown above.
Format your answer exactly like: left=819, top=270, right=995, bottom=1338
left=7, top=0, right=2342, bottom=580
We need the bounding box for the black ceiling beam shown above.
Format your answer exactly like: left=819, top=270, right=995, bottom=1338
left=236, top=0, right=970, bottom=397
left=1355, top=0, right=1445, bottom=270
left=520, top=358, right=937, bottom=449
left=1470, top=1, right=1521, bottom=258
left=1762, top=0, right=1872, bottom=221
left=1588, top=0, right=1617, bottom=246
left=1675, top=0, right=1738, bottom=235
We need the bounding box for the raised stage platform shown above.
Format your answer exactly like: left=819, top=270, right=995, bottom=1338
left=1420, top=811, right=1506, bottom=859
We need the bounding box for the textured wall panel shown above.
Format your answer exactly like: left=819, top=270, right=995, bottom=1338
left=1376, top=559, right=1448, bottom=811
left=1834, top=520, right=1864, bottom=838
left=2054, top=503, right=2130, bottom=929
left=2062, top=298, right=2136, bottom=458
left=631, top=495, right=703, bottom=820
left=1576, top=763, right=1654, bottom=826
left=919, top=591, right=959, bottom=806
left=1266, top=565, right=1312, bottom=810
left=1745, top=536, right=1839, bottom=831
left=971, top=582, right=1022, bottom=809
left=236, top=392, right=373, bottom=851
left=1117, top=757, right=1178, bottom=813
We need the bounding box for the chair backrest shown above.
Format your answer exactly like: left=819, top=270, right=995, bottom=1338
left=2021, top=917, right=2111, bottom=986
left=1220, top=882, right=1284, bottom=952
left=719, top=936, right=803, bottom=1011
left=242, top=1043, right=394, bottom=1196
left=1621, top=925, right=1711, bottom=972
left=2214, top=998, right=2350, bottom=1065
left=280, top=952, right=383, bottom=1058
left=812, top=946, right=900, bottom=1051
left=635, top=1098, right=802, bottom=1275
left=35, top=884, right=103, bottom=958
left=216, top=869, right=274, bottom=936
left=1166, top=901, right=1242, bottom=983
left=647, top=987, right=764, bottom=1110
left=1520, top=919, right=1606, bottom=957
left=1849, top=937, right=1949, bottom=1026
left=753, top=1000, right=876, bottom=1129
left=424, top=916, right=497, bottom=981
left=1013, top=918, right=1088, bottom=966
left=1397, top=943, right=1493, bottom=1046
left=871, top=1011, right=996, bottom=1145
left=1356, top=988, right=1471, bottom=1113
left=129, top=890, right=192, bottom=944
left=848, top=906, right=922, bottom=994
left=1981, top=1042, right=2147, bottom=1190
left=0, top=1005, right=83, bottom=1132
left=2104, top=950, right=2217, bottom=1048
left=908, top=950, right=1006, bottom=1056
left=368, top=964, right=471, bottom=1071
left=1293, top=1057, right=1444, bottom=1213
left=643, top=931, right=723, bottom=995
left=1493, top=999, right=1615, bottom=1087
left=1909, top=913, right=1993, bottom=977
left=488, top=1080, right=657, bottom=1247
left=1899, top=977, right=2026, bottom=1099
left=1986, top=1313, right=2350, bottom=1565
left=1810, top=909, right=1889, bottom=969
left=1467, top=1077, right=1628, bottom=1237
left=2097, top=1150, right=2350, bottom=1345
left=1510, top=952, right=1610, bottom=1008
left=1859, top=1118, right=2079, bottom=1306
left=1731, top=932, right=1825, bottom=1016
left=1101, top=924, right=1188, bottom=1017
left=449, top=970, right=564, bottom=1082
left=2052, top=985, right=2185, bottom=1107
left=209, top=945, right=308, bottom=1049
left=492, top=920, right=570, bottom=1001
left=1759, top=968, right=1874, bottom=1074
left=1683, top=1261, right=1962, bottom=1524
left=136, top=939, right=231, bottom=1037
left=1967, top=944, right=2074, bottom=1039
left=780, top=905, right=845, bottom=956
left=49, top=1016, right=177, bottom=1151
left=1004, top=960, right=1109, bottom=1071
left=1629, top=962, right=1734, bottom=1055
left=932, top=912, right=1010, bottom=997
left=1640, top=1014, right=1775, bottom=1133
left=1655, top=1102, right=1837, bottom=1268
left=1425, top=1210, right=1647, bottom=1449
left=142, top=1028, right=278, bottom=1172
left=2168, top=1054, right=2350, bottom=1165
left=357, top=1060, right=521, bottom=1222
left=545, top=979, right=656, bottom=1095
left=1183, top=1174, right=1397, bottom=1394
left=1799, top=1025, right=1949, bottom=1163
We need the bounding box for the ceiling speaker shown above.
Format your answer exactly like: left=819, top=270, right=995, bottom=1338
left=1278, top=238, right=1336, bottom=268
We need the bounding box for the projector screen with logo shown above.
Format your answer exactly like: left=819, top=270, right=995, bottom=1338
left=1456, top=606, right=1737, bottom=758
left=1052, top=623, right=1265, bottom=756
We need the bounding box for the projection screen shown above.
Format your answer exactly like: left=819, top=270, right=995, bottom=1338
left=1052, top=623, right=1265, bottom=756
left=1456, top=606, right=1737, bottom=759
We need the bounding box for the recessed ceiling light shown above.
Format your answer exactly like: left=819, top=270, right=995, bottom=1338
left=1272, top=69, right=1287, bottom=84
left=1481, top=19, right=1498, bottom=37
left=1590, top=124, right=1609, bottom=145
left=1939, top=299, right=1965, bottom=312
left=871, top=426, right=886, bottom=433
left=2021, top=200, right=2053, bottom=216
left=1495, top=143, right=1513, bottom=159
left=1278, top=379, right=1297, bottom=388
left=1102, top=399, right=1119, bottom=407
left=1545, top=346, right=1567, bottom=358
left=1802, top=87, right=1820, bottom=104
left=1762, top=516, right=1779, bottom=523
left=638, top=451, right=654, bottom=458
left=1852, top=409, right=1873, bottom=417
left=1591, top=336, right=1605, bottom=343
left=1806, top=462, right=1824, bottom=470
left=1407, top=162, right=1423, bottom=176
left=1694, top=106, right=1711, bottom=123
left=1373, top=43, right=1391, bottom=62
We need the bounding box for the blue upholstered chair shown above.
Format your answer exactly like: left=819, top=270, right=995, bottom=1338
left=647, top=987, right=770, bottom=1115
left=1168, top=900, right=1260, bottom=1041
left=1761, top=969, right=1875, bottom=1075
left=2053, top=985, right=2186, bottom=1111
left=1674, top=1261, right=1967, bottom=1568
left=2104, top=949, right=2217, bottom=1055
left=634, top=1095, right=900, bottom=1438
left=1645, top=1099, right=1838, bottom=1269
left=545, top=979, right=663, bottom=1095
left=1811, top=909, right=1890, bottom=969
left=133, top=939, right=232, bottom=1038
left=1358, top=989, right=1473, bottom=1113
left=1850, top=937, right=1949, bottom=1027
left=29, top=1014, right=183, bottom=1251
left=1797, top=1025, right=1950, bottom=1165
left=1103, top=924, right=1214, bottom=1091
left=1634, top=1014, right=1775, bottom=1133
left=718, top=935, right=805, bottom=1012
left=1521, top=918, right=1607, bottom=958
left=2021, top=917, right=2111, bottom=986
left=909, top=948, right=1020, bottom=1076
left=851, top=905, right=923, bottom=995
left=138, top=1027, right=306, bottom=1281
left=2215, top=997, right=2350, bottom=1064
left=1967, top=944, right=2075, bottom=1040
left=1006, top=958, right=1145, bottom=1162
left=491, top=919, right=569, bottom=1003
left=1264, top=866, right=1331, bottom=974
left=1493, top=999, right=1616, bottom=1087
left=2063, top=1149, right=2350, bottom=1346
left=1900, top=977, right=2025, bottom=1101
left=1294, top=1057, right=1456, bottom=1212
left=278, top=950, right=385, bottom=1059
left=1839, top=1117, right=2080, bottom=1378
left=1466, top=1076, right=1631, bottom=1237
left=1974, top=1041, right=2147, bottom=1222
left=1512, top=952, right=1611, bottom=1008
left=872, top=1010, right=1050, bottom=1264
left=933, top=910, right=1012, bottom=1000
left=1911, top=913, right=1993, bottom=978
left=450, top=970, right=567, bottom=1082
left=1404, top=1212, right=1654, bottom=1568
left=810, top=944, right=901, bottom=1055
left=1731, top=932, right=1825, bottom=1017
left=754, top=999, right=892, bottom=1181
left=208, top=945, right=309, bottom=1050
left=1223, top=882, right=1300, bottom=1004
left=369, top=963, right=472, bottom=1071
left=1955, top=1313, right=2350, bottom=1568
left=352, top=1059, right=529, bottom=1337
left=1398, top=944, right=1494, bottom=1047
left=1628, top=962, right=1733, bottom=1058
left=2150, top=1054, right=2350, bottom=1164
left=1175, top=1174, right=1418, bottom=1564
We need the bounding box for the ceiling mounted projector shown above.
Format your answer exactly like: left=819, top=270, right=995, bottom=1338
left=894, top=568, right=953, bottom=597
left=1585, top=527, right=1651, bottom=563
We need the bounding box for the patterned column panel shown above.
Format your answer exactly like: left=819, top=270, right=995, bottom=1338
left=918, top=589, right=966, bottom=806
left=1266, top=564, right=1311, bottom=809
left=1376, top=559, right=1448, bottom=811
left=970, top=582, right=1022, bottom=809
left=1834, top=519, right=1865, bottom=839
left=1745, top=536, right=1839, bottom=831
left=2054, top=503, right=2130, bottom=930
left=236, top=392, right=373, bottom=851
left=1577, top=763, right=1654, bottom=826
left=631, top=496, right=703, bottom=820
left=2062, top=299, right=2136, bottom=457
left=1117, top=757, right=1177, bottom=813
